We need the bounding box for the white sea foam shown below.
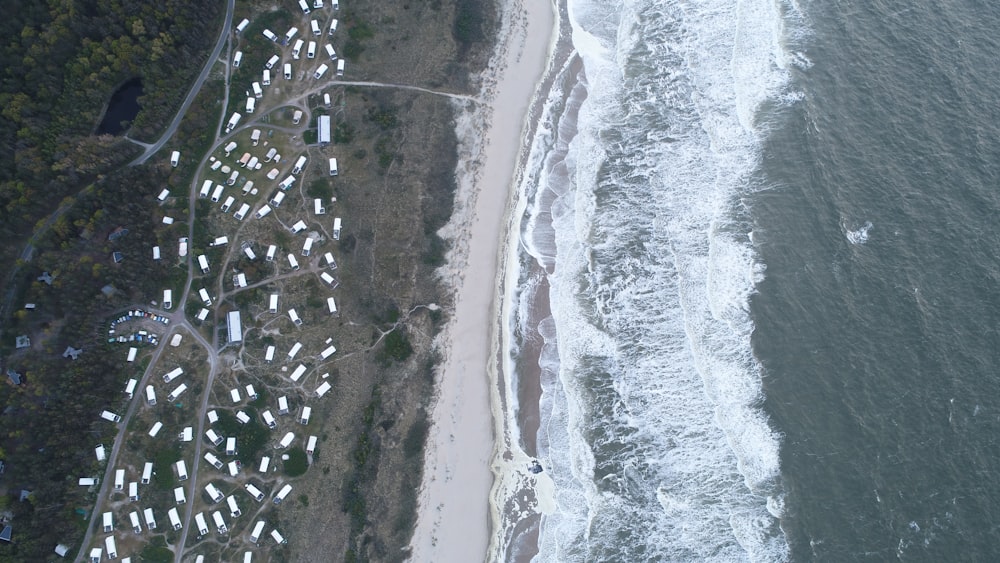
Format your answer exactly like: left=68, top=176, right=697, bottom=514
left=507, top=0, right=808, bottom=560
left=845, top=220, right=873, bottom=245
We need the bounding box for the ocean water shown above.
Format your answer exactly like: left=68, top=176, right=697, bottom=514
left=509, top=0, right=1000, bottom=560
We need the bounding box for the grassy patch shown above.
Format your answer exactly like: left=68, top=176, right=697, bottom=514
left=283, top=447, right=309, bottom=477
left=216, top=409, right=269, bottom=464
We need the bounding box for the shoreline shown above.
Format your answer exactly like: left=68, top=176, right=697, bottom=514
left=407, top=0, right=559, bottom=560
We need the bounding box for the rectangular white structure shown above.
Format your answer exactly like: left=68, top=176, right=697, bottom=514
left=314, top=198, right=326, bottom=215
left=288, top=309, right=302, bottom=326
left=148, top=421, right=163, bottom=437
left=244, top=246, right=257, bottom=260
left=306, top=435, right=318, bottom=454
left=144, top=507, right=157, bottom=530
left=336, top=58, right=345, bottom=76
left=302, top=237, right=314, bottom=256
left=269, top=294, right=278, bottom=313
left=227, top=495, right=242, bottom=517
left=333, top=217, right=342, bottom=239
left=290, top=364, right=307, bottom=382
left=230, top=388, right=241, bottom=403
left=124, top=378, right=137, bottom=397
left=226, top=437, right=237, bottom=456
left=250, top=520, right=266, bottom=543
left=255, top=204, right=272, bottom=219
left=142, top=462, right=153, bottom=484
left=174, top=486, right=186, bottom=504
left=320, top=271, right=335, bottom=285
left=262, top=410, right=277, bottom=428
left=245, top=384, right=258, bottom=400
left=287, top=254, right=300, bottom=270
left=213, top=511, right=228, bottom=534
left=96, top=445, right=107, bottom=461
left=279, top=432, right=295, bottom=449
left=236, top=410, right=251, bottom=424
left=152, top=245, right=161, bottom=260
left=293, top=38, right=304, bottom=59
left=228, top=311, right=242, bottom=342
left=100, top=410, right=121, bottom=423
left=272, top=529, right=287, bottom=544
left=278, top=396, right=289, bottom=414
left=327, top=297, right=337, bottom=314
left=205, top=483, right=224, bottom=503
left=320, top=344, right=337, bottom=359
left=163, top=289, right=172, bottom=309
left=319, top=115, right=331, bottom=143
left=325, top=252, right=337, bottom=268
left=158, top=188, right=170, bottom=201
left=259, top=456, right=271, bottom=473
left=300, top=406, right=312, bottom=425
left=176, top=460, right=188, bottom=481
left=196, top=512, right=209, bottom=536
left=129, top=481, right=139, bottom=501
left=269, top=191, right=285, bottom=207
left=129, top=510, right=142, bottom=533
left=314, top=62, right=328, bottom=79
left=199, top=288, right=212, bottom=305
left=180, top=426, right=193, bottom=442
left=167, top=383, right=188, bottom=401
left=104, top=536, right=117, bottom=559
left=307, top=40, right=317, bottom=59
left=273, top=483, right=292, bottom=504
left=288, top=343, right=302, bottom=360
left=245, top=483, right=265, bottom=502
left=145, top=385, right=156, bottom=406
left=315, top=381, right=332, bottom=398
left=168, top=507, right=182, bottom=530
left=266, top=245, right=277, bottom=261
left=163, top=367, right=183, bottom=383
left=222, top=196, right=235, bottom=213
left=266, top=55, right=279, bottom=69
left=204, top=452, right=223, bottom=469
left=102, top=511, right=113, bottom=532
left=206, top=429, right=223, bottom=446
left=226, top=112, right=241, bottom=133
left=234, top=203, right=250, bottom=221
left=197, top=308, right=209, bottom=321
left=265, top=345, right=275, bottom=362
left=198, top=254, right=210, bottom=273
left=114, top=469, right=125, bottom=490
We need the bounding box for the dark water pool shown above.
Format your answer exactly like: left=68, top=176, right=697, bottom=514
left=97, top=78, right=143, bottom=135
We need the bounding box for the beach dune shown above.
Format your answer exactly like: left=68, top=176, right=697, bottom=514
left=408, top=0, right=557, bottom=561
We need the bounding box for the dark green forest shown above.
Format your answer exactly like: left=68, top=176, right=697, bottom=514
left=0, top=0, right=225, bottom=559
left=0, top=0, right=224, bottom=240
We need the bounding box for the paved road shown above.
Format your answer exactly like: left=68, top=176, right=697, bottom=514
left=128, top=0, right=237, bottom=166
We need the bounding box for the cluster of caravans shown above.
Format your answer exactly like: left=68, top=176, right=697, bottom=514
left=232, top=0, right=344, bottom=128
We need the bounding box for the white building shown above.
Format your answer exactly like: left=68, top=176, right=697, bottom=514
left=227, top=311, right=242, bottom=342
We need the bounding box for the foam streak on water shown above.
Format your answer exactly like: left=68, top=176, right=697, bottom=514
left=512, top=0, right=806, bottom=560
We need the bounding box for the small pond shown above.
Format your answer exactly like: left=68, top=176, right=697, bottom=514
left=97, top=78, right=144, bottom=135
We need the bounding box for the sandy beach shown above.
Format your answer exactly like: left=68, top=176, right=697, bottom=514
left=408, top=0, right=558, bottom=560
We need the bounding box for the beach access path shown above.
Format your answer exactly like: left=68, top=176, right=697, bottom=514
left=407, top=0, right=557, bottom=560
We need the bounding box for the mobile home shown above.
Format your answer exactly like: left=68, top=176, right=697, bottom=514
left=163, top=288, right=172, bottom=309
left=265, top=55, right=280, bottom=70
left=174, top=486, right=186, bottom=505
left=292, top=155, right=307, bottom=174
left=236, top=410, right=251, bottom=424
left=152, top=245, right=161, bottom=260
left=200, top=179, right=212, bottom=197
left=204, top=452, right=223, bottom=469
left=226, top=437, right=237, bottom=456
left=235, top=18, right=249, bottom=33
left=245, top=483, right=266, bottom=502
left=262, top=29, right=278, bottom=42
left=145, top=385, right=156, bottom=406
left=320, top=271, right=335, bottom=285
left=262, top=410, right=277, bottom=429
left=234, top=203, right=251, bottom=221
left=288, top=308, right=302, bottom=326
left=213, top=511, right=228, bottom=534
left=129, top=481, right=139, bottom=501
left=300, top=406, right=312, bottom=425
left=176, top=460, right=188, bottom=481
left=287, top=342, right=302, bottom=360
left=315, top=381, right=331, bottom=397
left=310, top=19, right=321, bottom=36
left=329, top=18, right=338, bottom=35
left=245, top=97, right=255, bottom=114
left=314, top=198, right=326, bottom=214
left=205, top=429, right=223, bottom=446
left=278, top=175, right=296, bottom=190
left=298, top=0, right=311, bottom=13
left=324, top=252, right=337, bottom=268
left=270, top=191, right=286, bottom=207
left=278, top=396, right=290, bottom=414
left=284, top=26, right=298, bottom=43
left=227, top=170, right=239, bottom=186
left=307, top=40, right=317, bottom=59
left=265, top=346, right=276, bottom=363
left=124, top=378, right=137, bottom=397
left=211, top=184, right=224, bottom=202
left=196, top=512, right=209, bottom=536
left=129, top=510, right=142, bottom=533
left=336, top=58, right=345, bottom=76
left=287, top=254, right=300, bottom=271
left=170, top=151, right=180, bottom=167
left=246, top=384, right=258, bottom=400
left=104, top=536, right=117, bottom=560
left=199, top=288, right=212, bottom=305
left=179, top=237, right=188, bottom=257
left=259, top=456, right=271, bottom=473
left=144, top=507, right=157, bottom=530
left=100, top=410, right=122, bottom=423
left=149, top=421, right=163, bottom=437
left=266, top=245, right=277, bottom=261
left=279, top=432, right=295, bottom=449
left=290, top=364, right=306, bottom=382
left=114, top=469, right=125, bottom=490
left=293, top=38, right=304, bottom=59
left=306, top=435, right=318, bottom=454
left=227, top=495, right=242, bottom=517
left=230, top=388, right=241, bottom=403
left=250, top=520, right=266, bottom=543
left=141, top=462, right=153, bottom=484
left=291, top=219, right=307, bottom=233
left=243, top=245, right=257, bottom=260
left=233, top=50, right=243, bottom=68
left=327, top=296, right=338, bottom=314
left=163, top=367, right=183, bottom=383
left=197, top=308, right=209, bottom=321
left=273, top=483, right=292, bottom=504
left=314, top=63, right=328, bottom=79
left=168, top=507, right=182, bottom=530
left=211, top=236, right=229, bottom=246
left=272, top=529, right=287, bottom=544
left=284, top=63, right=292, bottom=80
left=251, top=129, right=261, bottom=145
left=224, top=141, right=238, bottom=155
left=158, top=188, right=170, bottom=201
left=226, top=112, right=241, bottom=133
left=255, top=204, right=272, bottom=219
left=262, top=69, right=271, bottom=86
left=205, top=483, right=224, bottom=503
left=269, top=294, right=278, bottom=313
left=319, top=115, right=331, bottom=144
left=320, top=345, right=337, bottom=359
left=302, top=237, right=313, bottom=256
left=333, top=217, right=342, bottom=239
left=168, top=383, right=188, bottom=401
left=198, top=254, right=210, bottom=273
left=325, top=44, right=336, bottom=60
